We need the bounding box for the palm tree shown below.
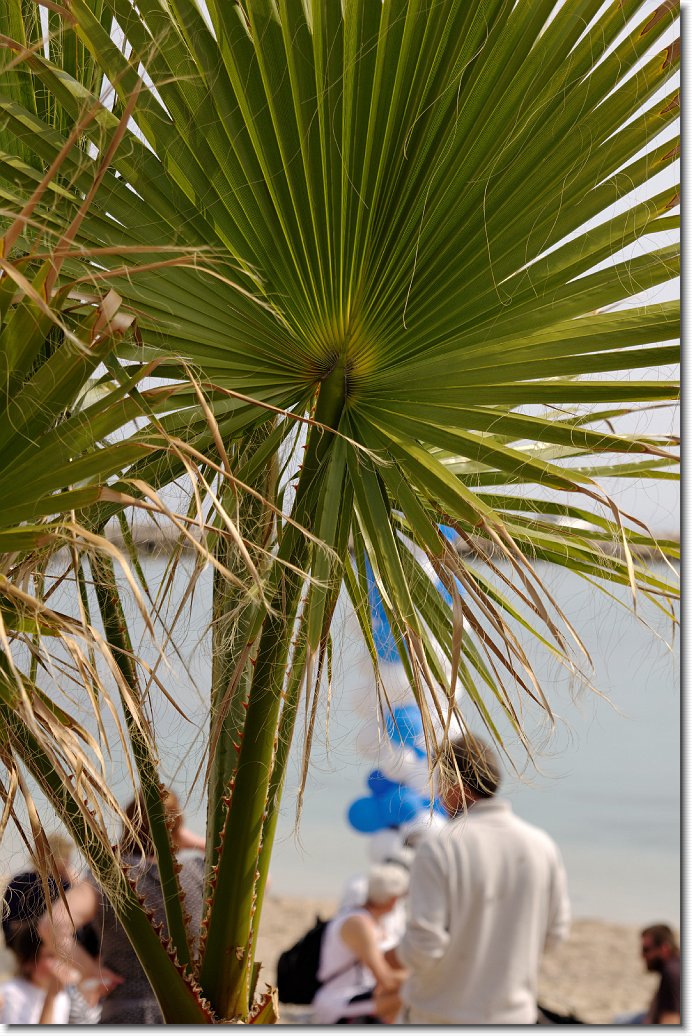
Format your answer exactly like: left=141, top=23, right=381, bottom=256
left=0, top=0, right=679, bottom=1023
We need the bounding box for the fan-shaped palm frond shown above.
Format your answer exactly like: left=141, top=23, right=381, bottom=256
left=0, top=0, right=679, bottom=1023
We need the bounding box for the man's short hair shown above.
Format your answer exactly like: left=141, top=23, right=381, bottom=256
left=366, top=863, right=410, bottom=905
left=641, top=924, right=678, bottom=951
left=441, top=733, right=502, bottom=799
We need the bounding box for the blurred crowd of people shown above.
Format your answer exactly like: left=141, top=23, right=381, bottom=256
left=295, top=734, right=681, bottom=1026
left=0, top=738, right=681, bottom=1025
left=0, top=789, right=205, bottom=1025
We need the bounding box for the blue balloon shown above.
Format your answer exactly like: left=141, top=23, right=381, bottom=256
left=434, top=528, right=465, bottom=606
left=347, top=796, right=385, bottom=833
left=367, top=770, right=399, bottom=798
left=380, top=786, right=423, bottom=826
left=386, top=704, right=424, bottom=749
left=365, top=558, right=402, bottom=664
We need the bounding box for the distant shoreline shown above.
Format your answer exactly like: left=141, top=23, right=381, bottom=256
left=105, top=525, right=680, bottom=562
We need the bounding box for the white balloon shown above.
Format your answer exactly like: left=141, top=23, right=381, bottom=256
left=378, top=747, right=431, bottom=798
left=340, top=578, right=466, bottom=728
left=354, top=722, right=391, bottom=759
left=353, top=739, right=432, bottom=808
left=366, top=828, right=404, bottom=864
left=350, top=660, right=416, bottom=720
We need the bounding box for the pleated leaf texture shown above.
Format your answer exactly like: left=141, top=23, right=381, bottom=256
left=0, top=0, right=680, bottom=729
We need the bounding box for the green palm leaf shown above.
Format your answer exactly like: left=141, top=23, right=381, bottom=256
left=0, top=0, right=679, bottom=1023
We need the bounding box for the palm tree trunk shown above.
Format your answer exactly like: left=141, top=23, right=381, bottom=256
left=198, top=363, right=348, bottom=1018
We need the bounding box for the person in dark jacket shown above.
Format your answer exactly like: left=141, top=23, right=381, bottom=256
left=641, top=924, right=681, bottom=1025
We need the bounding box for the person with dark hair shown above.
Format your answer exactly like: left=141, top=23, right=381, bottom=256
left=388, top=733, right=571, bottom=1024
left=119, top=788, right=205, bottom=856
left=2, top=834, right=102, bottom=1023
left=37, top=787, right=205, bottom=1024
left=1, top=834, right=99, bottom=957
left=640, top=924, right=680, bottom=1024
left=0, top=923, right=71, bottom=1023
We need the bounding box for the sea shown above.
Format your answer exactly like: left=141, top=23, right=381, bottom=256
left=1, top=557, right=680, bottom=927
left=264, top=562, right=681, bottom=926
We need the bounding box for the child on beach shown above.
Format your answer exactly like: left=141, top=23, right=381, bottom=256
left=1, top=833, right=99, bottom=958
left=0, top=924, right=71, bottom=1024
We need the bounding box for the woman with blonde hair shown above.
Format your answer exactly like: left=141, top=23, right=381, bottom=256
left=312, top=863, right=410, bottom=1024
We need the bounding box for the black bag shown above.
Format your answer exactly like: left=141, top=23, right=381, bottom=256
left=536, top=1004, right=584, bottom=1024
left=276, top=916, right=329, bottom=1005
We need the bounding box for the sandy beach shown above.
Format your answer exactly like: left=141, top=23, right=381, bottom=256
left=254, top=896, right=658, bottom=1025
left=0, top=893, right=659, bottom=1025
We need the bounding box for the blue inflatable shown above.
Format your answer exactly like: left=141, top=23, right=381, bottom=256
left=380, top=785, right=423, bottom=825
left=347, top=781, right=430, bottom=833
left=347, top=796, right=384, bottom=834
left=347, top=526, right=462, bottom=836
left=365, top=557, right=401, bottom=664
left=385, top=704, right=425, bottom=756
left=366, top=770, right=400, bottom=798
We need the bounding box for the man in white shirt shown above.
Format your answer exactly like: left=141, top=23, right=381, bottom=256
left=389, top=733, right=571, bottom=1024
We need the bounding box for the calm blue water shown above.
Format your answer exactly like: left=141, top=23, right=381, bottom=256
left=1, top=559, right=679, bottom=926
left=268, top=565, right=680, bottom=924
